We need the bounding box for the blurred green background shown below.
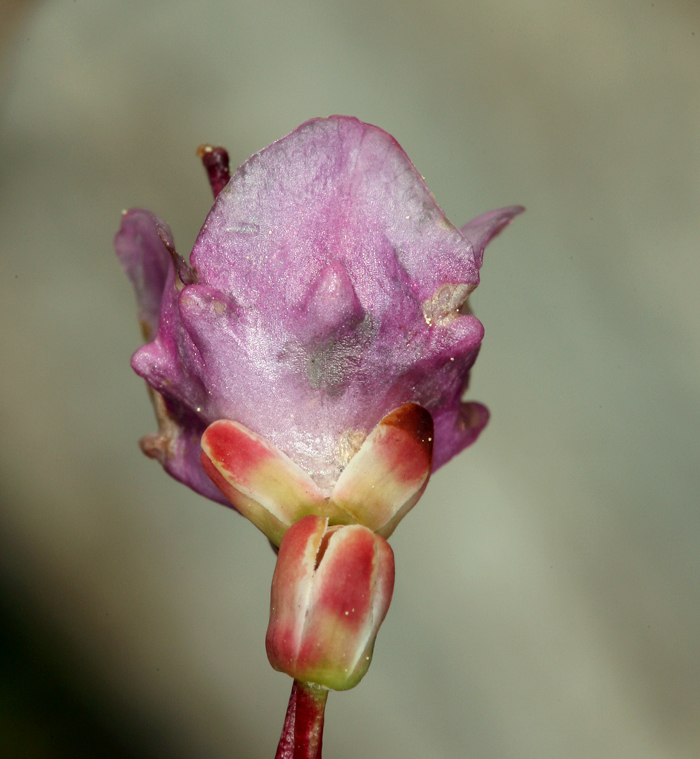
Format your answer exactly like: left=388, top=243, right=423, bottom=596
left=1, top=1, right=699, bottom=757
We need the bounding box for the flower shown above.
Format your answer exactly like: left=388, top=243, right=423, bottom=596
left=116, top=116, right=522, bottom=516
left=265, top=515, right=395, bottom=691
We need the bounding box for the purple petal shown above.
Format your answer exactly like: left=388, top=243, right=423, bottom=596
left=114, top=209, right=174, bottom=341
left=431, top=401, right=490, bottom=471
left=140, top=390, right=228, bottom=505
left=460, top=205, right=525, bottom=267
left=115, top=210, right=227, bottom=504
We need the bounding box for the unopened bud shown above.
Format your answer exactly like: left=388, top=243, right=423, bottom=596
left=266, top=515, right=395, bottom=691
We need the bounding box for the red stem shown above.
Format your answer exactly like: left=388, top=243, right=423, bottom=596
left=196, top=144, right=231, bottom=198
left=275, top=680, right=329, bottom=759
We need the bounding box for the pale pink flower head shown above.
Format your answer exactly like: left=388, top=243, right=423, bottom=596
left=116, top=116, right=522, bottom=531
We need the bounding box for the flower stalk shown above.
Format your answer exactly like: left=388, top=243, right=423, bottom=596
left=197, top=144, right=231, bottom=198
left=275, top=680, right=329, bottom=759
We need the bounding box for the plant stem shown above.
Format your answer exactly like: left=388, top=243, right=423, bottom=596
left=196, top=144, right=231, bottom=198
left=275, top=680, right=329, bottom=759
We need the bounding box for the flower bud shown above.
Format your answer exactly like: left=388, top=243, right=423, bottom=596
left=266, top=515, right=395, bottom=691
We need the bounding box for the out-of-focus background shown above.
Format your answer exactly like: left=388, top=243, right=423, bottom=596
left=1, top=1, right=699, bottom=757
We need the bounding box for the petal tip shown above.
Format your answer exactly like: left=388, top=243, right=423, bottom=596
left=460, top=205, right=525, bottom=267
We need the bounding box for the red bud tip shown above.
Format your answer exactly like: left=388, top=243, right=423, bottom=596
left=197, top=144, right=231, bottom=198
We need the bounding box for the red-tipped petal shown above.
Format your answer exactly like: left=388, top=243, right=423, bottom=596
left=200, top=448, right=288, bottom=545
left=266, top=515, right=327, bottom=672
left=331, top=403, right=434, bottom=537
left=201, top=419, right=324, bottom=531
left=297, top=525, right=395, bottom=690
left=201, top=419, right=353, bottom=544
